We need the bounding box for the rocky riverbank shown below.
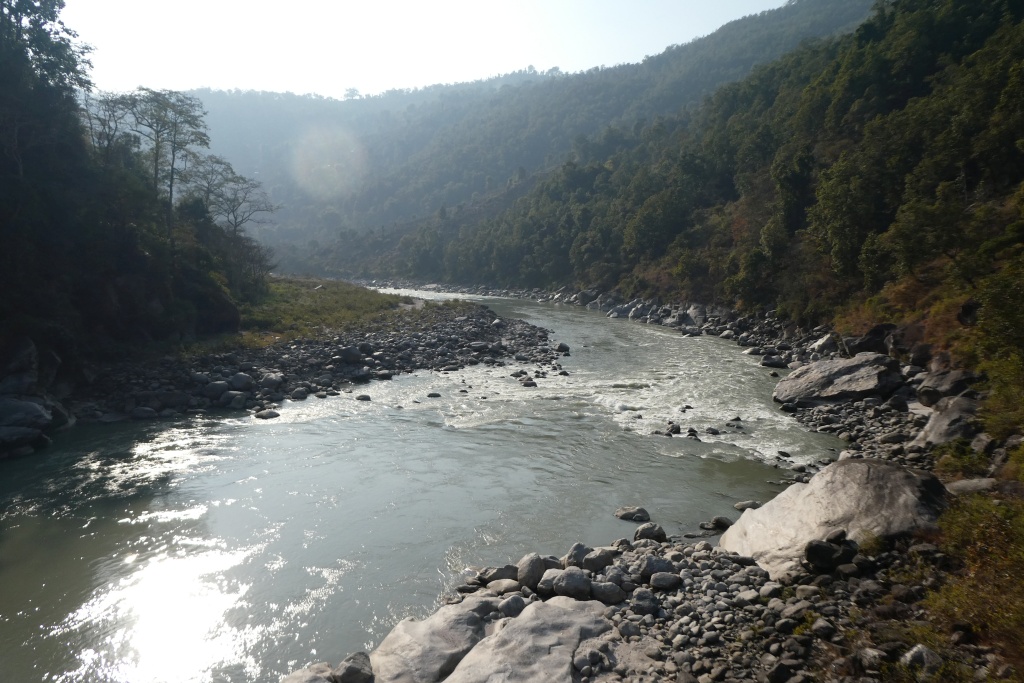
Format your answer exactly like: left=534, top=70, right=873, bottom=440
left=287, top=457, right=1015, bottom=683
left=0, top=302, right=568, bottom=459
left=284, top=283, right=1021, bottom=682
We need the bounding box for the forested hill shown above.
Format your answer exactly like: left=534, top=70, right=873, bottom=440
left=197, top=0, right=873, bottom=262
left=383, top=0, right=1024, bottom=432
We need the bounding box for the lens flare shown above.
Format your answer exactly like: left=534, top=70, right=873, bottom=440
left=290, top=126, right=367, bottom=200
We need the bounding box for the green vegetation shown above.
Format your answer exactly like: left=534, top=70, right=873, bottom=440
left=934, top=440, right=991, bottom=479
left=195, top=0, right=873, bottom=272
left=0, top=1, right=276, bottom=359
left=237, top=278, right=411, bottom=342
left=927, top=495, right=1024, bottom=670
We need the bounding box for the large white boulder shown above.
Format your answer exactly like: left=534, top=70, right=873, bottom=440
left=772, top=353, right=903, bottom=406
left=719, top=460, right=946, bottom=579
left=445, top=598, right=610, bottom=683
left=370, top=596, right=499, bottom=683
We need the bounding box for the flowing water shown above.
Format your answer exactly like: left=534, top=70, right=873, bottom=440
left=0, top=295, right=841, bottom=682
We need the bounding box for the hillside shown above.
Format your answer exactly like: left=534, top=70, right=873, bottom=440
left=197, top=0, right=873, bottom=267
left=382, top=0, right=1024, bottom=434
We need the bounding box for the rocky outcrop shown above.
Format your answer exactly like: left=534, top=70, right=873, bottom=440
left=444, top=599, right=610, bottom=682
left=910, top=396, right=979, bottom=448
left=719, top=459, right=947, bottom=578
left=370, top=596, right=498, bottom=683
left=772, top=353, right=904, bottom=406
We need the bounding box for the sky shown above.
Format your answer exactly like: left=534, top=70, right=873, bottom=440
left=62, top=0, right=790, bottom=100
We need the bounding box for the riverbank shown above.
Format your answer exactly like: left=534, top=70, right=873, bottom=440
left=0, top=295, right=568, bottom=460
left=282, top=283, right=1023, bottom=682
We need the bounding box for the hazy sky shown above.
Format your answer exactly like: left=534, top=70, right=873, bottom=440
left=62, top=0, right=790, bottom=99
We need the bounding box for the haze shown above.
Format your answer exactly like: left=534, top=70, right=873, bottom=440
left=63, top=0, right=789, bottom=99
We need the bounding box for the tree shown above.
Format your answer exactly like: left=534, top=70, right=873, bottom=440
left=126, top=88, right=210, bottom=248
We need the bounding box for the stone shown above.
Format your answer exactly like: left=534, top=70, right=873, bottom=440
left=910, top=396, right=978, bottom=448
left=561, top=542, right=593, bottom=569
left=720, top=459, right=947, bottom=578
left=130, top=406, right=158, bottom=419
left=203, top=380, right=231, bottom=400
left=515, top=553, right=545, bottom=591
left=334, top=651, right=373, bottom=683
left=916, top=370, right=976, bottom=408
left=281, top=662, right=334, bottom=683
left=630, top=587, right=660, bottom=615
left=649, top=572, right=682, bottom=590
left=639, top=555, right=675, bottom=581
left=553, top=566, right=591, bottom=600
left=498, top=594, right=527, bottom=618
left=444, top=600, right=610, bottom=683
left=590, top=581, right=627, bottom=605
left=479, top=565, right=518, bottom=583
left=946, top=478, right=997, bottom=495
left=734, top=500, right=761, bottom=511
left=634, top=522, right=667, bottom=543
left=369, top=596, right=496, bottom=683
left=255, top=409, right=280, bottom=419
left=900, top=644, right=943, bottom=676
left=260, top=372, right=284, bottom=390
left=582, top=547, right=617, bottom=573
left=614, top=506, right=651, bottom=522
left=0, top=397, right=52, bottom=430
left=486, top=579, right=521, bottom=595
left=338, top=346, right=363, bottom=363
left=772, top=353, right=903, bottom=406
left=536, top=568, right=562, bottom=596
left=229, top=372, right=254, bottom=391
left=290, top=387, right=309, bottom=400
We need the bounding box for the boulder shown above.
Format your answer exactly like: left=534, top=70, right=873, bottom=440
left=370, top=596, right=497, bottom=683
left=280, top=662, right=334, bottom=683
left=0, top=397, right=52, bottom=430
left=916, top=370, right=977, bottom=408
left=910, top=396, right=978, bottom=448
left=553, top=566, right=592, bottom=600
left=560, top=542, right=593, bottom=569
left=338, top=346, right=363, bottom=363
left=334, top=651, right=374, bottom=683
left=633, top=522, right=667, bottom=543
left=515, top=553, right=545, bottom=591
left=229, top=372, right=254, bottom=391
left=444, top=600, right=610, bottom=683
left=614, top=505, right=650, bottom=522
left=772, top=353, right=904, bottom=406
left=719, top=459, right=946, bottom=578
left=202, top=380, right=230, bottom=400
left=260, top=372, right=284, bottom=390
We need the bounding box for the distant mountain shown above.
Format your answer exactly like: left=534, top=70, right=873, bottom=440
left=197, top=0, right=873, bottom=268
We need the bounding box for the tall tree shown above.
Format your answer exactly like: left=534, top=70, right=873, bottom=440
left=126, top=88, right=209, bottom=249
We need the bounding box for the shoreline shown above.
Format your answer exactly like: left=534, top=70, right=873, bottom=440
left=284, top=281, right=1018, bottom=682
left=3, top=281, right=1016, bottom=680
left=0, top=301, right=568, bottom=460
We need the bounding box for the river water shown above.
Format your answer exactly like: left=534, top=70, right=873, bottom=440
left=0, top=295, right=840, bottom=682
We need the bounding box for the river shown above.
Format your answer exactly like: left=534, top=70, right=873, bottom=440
left=0, top=295, right=840, bottom=682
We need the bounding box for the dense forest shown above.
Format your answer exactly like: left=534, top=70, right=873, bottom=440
left=195, top=0, right=874, bottom=270
left=0, top=0, right=276, bottom=359
left=377, top=0, right=1024, bottom=433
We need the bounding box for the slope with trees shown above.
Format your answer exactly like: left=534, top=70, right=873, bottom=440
left=194, top=0, right=874, bottom=269
left=0, top=1, right=276, bottom=364
left=389, top=0, right=1024, bottom=434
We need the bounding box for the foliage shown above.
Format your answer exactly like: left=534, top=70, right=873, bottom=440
left=933, top=439, right=990, bottom=479
left=0, top=1, right=277, bottom=358
left=237, top=278, right=408, bottom=340
left=191, top=0, right=874, bottom=273
left=925, top=495, right=1024, bottom=666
